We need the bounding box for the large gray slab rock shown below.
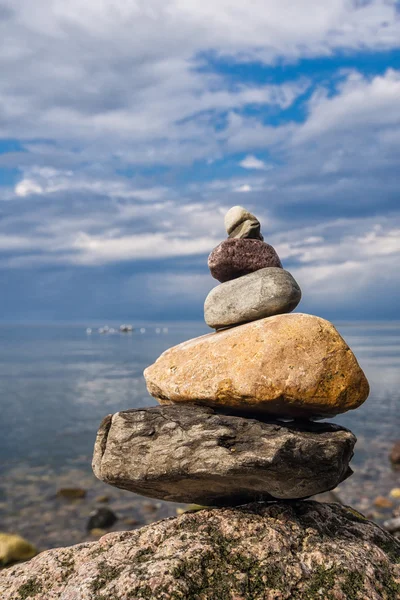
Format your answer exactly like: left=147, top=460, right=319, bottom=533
left=209, top=238, right=282, bottom=283
left=92, top=405, right=355, bottom=506
left=205, top=267, right=301, bottom=329
left=2, top=502, right=399, bottom=600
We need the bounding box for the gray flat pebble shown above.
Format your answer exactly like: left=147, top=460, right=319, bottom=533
left=204, top=267, right=301, bottom=329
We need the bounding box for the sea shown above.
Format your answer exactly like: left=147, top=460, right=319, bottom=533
left=0, top=321, right=399, bottom=551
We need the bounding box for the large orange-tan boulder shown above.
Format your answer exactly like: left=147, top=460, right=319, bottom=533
left=144, top=313, right=369, bottom=419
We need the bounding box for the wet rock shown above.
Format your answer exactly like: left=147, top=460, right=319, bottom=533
left=374, top=496, right=394, bottom=509
left=383, top=517, right=400, bottom=534
left=0, top=533, right=37, bottom=566
left=1, top=502, right=399, bottom=599
left=209, top=238, right=282, bottom=283
left=56, top=488, right=86, bottom=500
left=205, top=267, right=301, bottom=329
left=92, top=405, right=355, bottom=505
left=144, top=313, right=370, bottom=419
left=224, top=205, right=263, bottom=240
left=89, top=528, right=107, bottom=537
left=142, top=502, right=158, bottom=513
left=390, top=441, right=400, bottom=466
left=87, top=507, right=117, bottom=531
left=123, top=518, right=139, bottom=527
left=95, top=495, right=110, bottom=503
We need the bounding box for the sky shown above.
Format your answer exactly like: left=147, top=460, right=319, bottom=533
left=0, top=0, right=399, bottom=323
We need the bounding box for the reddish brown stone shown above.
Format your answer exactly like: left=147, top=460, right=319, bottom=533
left=208, top=238, right=282, bottom=283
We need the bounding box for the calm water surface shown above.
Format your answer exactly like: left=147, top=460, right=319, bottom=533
left=0, top=321, right=399, bottom=549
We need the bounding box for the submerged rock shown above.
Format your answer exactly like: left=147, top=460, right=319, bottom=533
left=209, top=238, right=282, bottom=282
left=89, top=528, right=107, bottom=537
left=144, top=313, right=370, bottom=419
left=384, top=517, right=400, bottom=534
left=95, top=495, right=110, bottom=503
left=56, top=488, right=86, bottom=500
left=374, top=496, right=394, bottom=509
left=1, top=502, right=398, bottom=599
left=390, top=440, right=400, bottom=466
left=92, top=405, right=355, bottom=505
left=0, top=533, right=37, bottom=566
left=205, top=267, right=301, bottom=329
left=87, top=507, right=118, bottom=531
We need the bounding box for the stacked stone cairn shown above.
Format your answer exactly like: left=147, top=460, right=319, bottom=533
left=93, top=206, right=370, bottom=508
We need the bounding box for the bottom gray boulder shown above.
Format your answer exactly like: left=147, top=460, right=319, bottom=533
left=2, top=502, right=399, bottom=599
left=92, top=405, right=355, bottom=505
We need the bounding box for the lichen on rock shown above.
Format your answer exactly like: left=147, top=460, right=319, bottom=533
left=1, top=501, right=398, bottom=600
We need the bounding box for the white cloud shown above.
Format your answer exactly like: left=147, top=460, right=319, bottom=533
left=273, top=218, right=400, bottom=265
left=294, top=69, right=400, bottom=143
left=0, top=1, right=398, bottom=206
left=71, top=232, right=219, bottom=265
left=0, top=0, right=310, bottom=156
left=357, top=227, right=400, bottom=256
left=13, top=167, right=169, bottom=201
left=0, top=0, right=399, bottom=163
left=239, top=155, right=268, bottom=170
left=234, top=184, right=252, bottom=193
left=0, top=191, right=231, bottom=266
left=15, top=179, right=43, bottom=197
left=269, top=218, right=400, bottom=317
left=0, top=1, right=400, bottom=322
left=4, top=61, right=400, bottom=280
